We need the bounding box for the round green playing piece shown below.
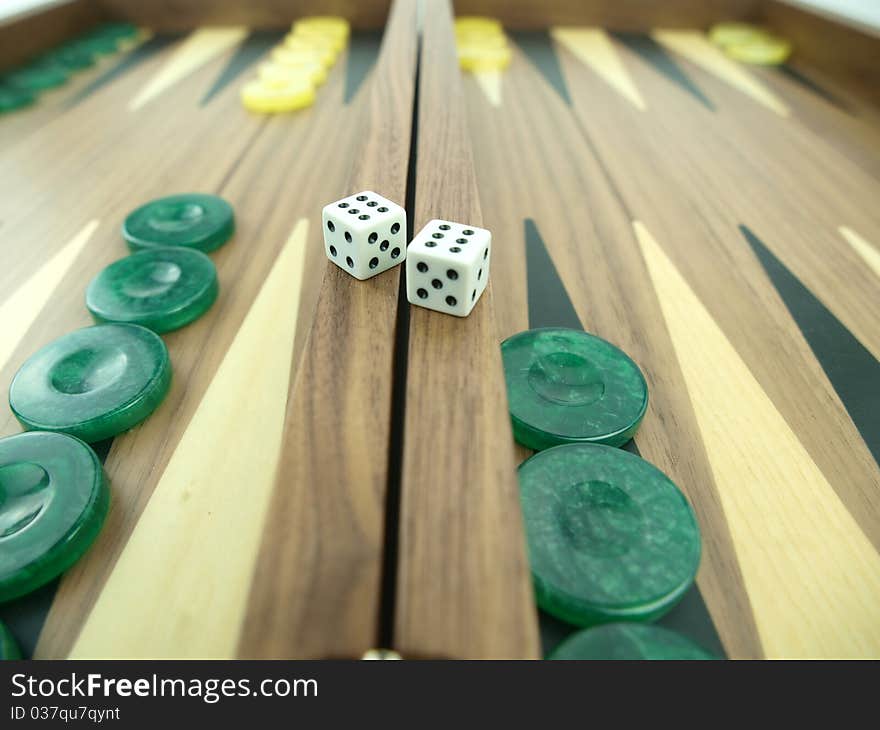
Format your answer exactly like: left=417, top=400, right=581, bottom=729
left=9, top=324, right=172, bottom=443
left=0, top=84, right=35, bottom=113
left=501, top=328, right=648, bottom=450
left=43, top=45, right=96, bottom=71
left=123, top=194, right=236, bottom=254
left=550, top=623, right=716, bottom=660
left=0, top=432, right=109, bottom=604
left=86, top=248, right=219, bottom=333
left=4, top=62, right=68, bottom=92
left=519, top=443, right=701, bottom=627
left=75, top=33, right=120, bottom=55
left=93, top=22, right=139, bottom=40
left=0, top=621, right=21, bottom=659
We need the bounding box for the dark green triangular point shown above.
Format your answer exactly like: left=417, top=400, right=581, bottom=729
left=524, top=218, right=581, bottom=329
left=621, top=439, right=640, bottom=456
left=656, top=583, right=727, bottom=658
left=0, top=580, right=59, bottom=660
left=612, top=31, right=715, bottom=112
left=741, top=224, right=880, bottom=466
left=345, top=31, right=383, bottom=105
left=510, top=31, right=571, bottom=106
left=779, top=64, right=849, bottom=112
left=201, top=30, right=284, bottom=106
left=65, top=34, right=183, bottom=109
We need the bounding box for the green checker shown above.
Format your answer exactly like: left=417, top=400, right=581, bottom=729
left=0, top=84, right=35, bottom=113
left=86, top=248, right=219, bottom=333
left=43, top=45, right=96, bottom=71
left=123, top=194, right=235, bottom=254
left=93, top=22, right=140, bottom=40
left=76, top=33, right=120, bottom=55
left=0, top=432, right=109, bottom=604
left=519, top=443, right=701, bottom=627
left=550, top=623, right=716, bottom=660
left=0, top=621, right=21, bottom=659
left=9, top=324, right=172, bottom=443
left=4, top=62, right=68, bottom=92
left=501, top=328, right=648, bottom=450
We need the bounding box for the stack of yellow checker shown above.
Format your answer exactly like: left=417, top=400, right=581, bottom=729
left=455, top=16, right=511, bottom=72
left=709, top=21, right=793, bottom=65
left=241, top=16, right=350, bottom=114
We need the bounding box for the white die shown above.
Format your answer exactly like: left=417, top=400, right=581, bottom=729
left=322, top=191, right=407, bottom=280
left=406, top=220, right=491, bottom=317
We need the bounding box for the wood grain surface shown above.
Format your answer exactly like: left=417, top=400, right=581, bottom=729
left=460, top=24, right=880, bottom=657
left=0, top=0, right=106, bottom=71
left=0, top=26, right=368, bottom=658
left=394, top=0, right=540, bottom=660
left=101, top=0, right=393, bottom=31
left=239, top=0, right=417, bottom=659
left=762, top=0, right=880, bottom=106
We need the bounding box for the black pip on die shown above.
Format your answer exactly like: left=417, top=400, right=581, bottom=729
left=322, top=191, right=407, bottom=280
left=406, top=220, right=491, bottom=317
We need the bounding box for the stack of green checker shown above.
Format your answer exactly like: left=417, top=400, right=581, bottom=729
left=501, top=328, right=714, bottom=660
left=0, top=193, right=233, bottom=658
left=0, top=22, right=140, bottom=114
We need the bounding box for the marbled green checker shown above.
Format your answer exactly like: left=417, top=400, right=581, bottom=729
left=0, top=620, right=21, bottom=659
left=519, top=443, right=701, bottom=627
left=86, top=247, right=218, bottom=333
left=550, top=623, right=716, bottom=660
left=9, top=324, right=171, bottom=443
left=501, top=328, right=648, bottom=450
left=123, top=194, right=235, bottom=254
left=43, top=45, right=96, bottom=71
left=92, top=22, right=139, bottom=40
left=0, top=432, right=109, bottom=604
left=0, top=84, right=35, bottom=113
left=4, top=62, right=68, bottom=92
left=75, top=33, right=120, bottom=55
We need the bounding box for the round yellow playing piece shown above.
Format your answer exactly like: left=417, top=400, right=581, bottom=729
left=285, top=31, right=338, bottom=54
left=455, top=26, right=505, bottom=43
left=293, top=16, right=350, bottom=39
left=292, top=24, right=347, bottom=52
left=458, top=44, right=512, bottom=72
left=241, top=77, right=315, bottom=113
left=455, top=16, right=503, bottom=34
left=708, top=21, right=769, bottom=48
left=273, top=43, right=334, bottom=70
left=457, top=33, right=508, bottom=51
left=726, top=37, right=793, bottom=65
left=281, top=36, right=337, bottom=67
left=260, top=59, right=326, bottom=87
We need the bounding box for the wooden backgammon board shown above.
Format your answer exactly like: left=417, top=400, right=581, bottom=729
left=0, top=0, right=878, bottom=661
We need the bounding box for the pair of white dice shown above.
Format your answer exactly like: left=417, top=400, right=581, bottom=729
left=322, top=191, right=491, bottom=317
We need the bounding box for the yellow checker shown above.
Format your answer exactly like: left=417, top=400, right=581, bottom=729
left=455, top=16, right=503, bottom=34
left=259, top=60, right=326, bottom=87
left=455, top=26, right=505, bottom=41
left=458, top=44, right=511, bottom=72
left=281, top=36, right=337, bottom=67
left=293, top=16, right=350, bottom=37
left=285, top=31, right=337, bottom=52
left=708, top=22, right=769, bottom=48
left=457, top=33, right=508, bottom=51
left=273, top=43, right=334, bottom=70
left=292, top=24, right=348, bottom=51
left=241, top=78, right=315, bottom=113
left=726, top=37, right=792, bottom=65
